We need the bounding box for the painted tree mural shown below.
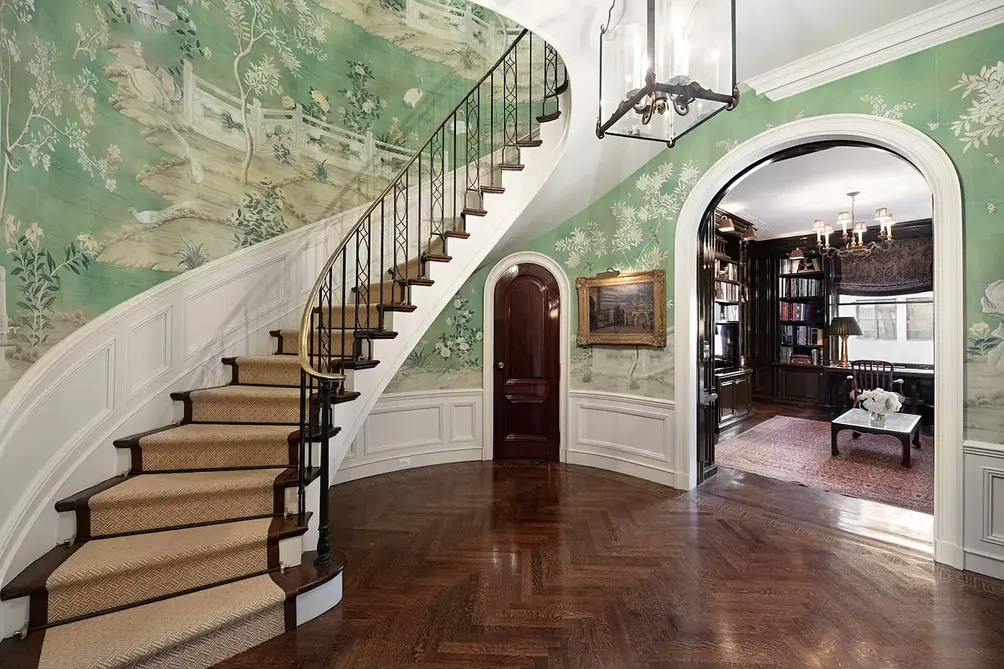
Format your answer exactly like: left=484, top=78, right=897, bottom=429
left=0, top=0, right=121, bottom=219
left=219, top=0, right=328, bottom=184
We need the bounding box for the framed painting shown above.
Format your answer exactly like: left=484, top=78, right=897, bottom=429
left=576, top=270, right=667, bottom=346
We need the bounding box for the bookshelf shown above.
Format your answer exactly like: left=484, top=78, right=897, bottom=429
left=777, top=256, right=826, bottom=366
left=712, top=219, right=752, bottom=429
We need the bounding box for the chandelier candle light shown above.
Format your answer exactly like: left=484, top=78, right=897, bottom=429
left=813, top=191, right=896, bottom=258
left=597, top=0, right=740, bottom=147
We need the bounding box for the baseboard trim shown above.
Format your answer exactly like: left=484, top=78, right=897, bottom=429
left=963, top=548, right=1004, bottom=580
left=334, top=448, right=484, bottom=484
left=935, top=539, right=966, bottom=569
left=566, top=450, right=680, bottom=488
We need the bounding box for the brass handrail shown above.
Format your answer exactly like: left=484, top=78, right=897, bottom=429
left=297, top=28, right=531, bottom=382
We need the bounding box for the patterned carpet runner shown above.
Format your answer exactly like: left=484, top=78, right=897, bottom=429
left=1, top=323, right=323, bottom=668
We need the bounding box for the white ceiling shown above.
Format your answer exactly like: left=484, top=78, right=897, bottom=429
left=734, top=0, right=947, bottom=81
left=470, top=0, right=966, bottom=256
left=719, top=145, right=932, bottom=238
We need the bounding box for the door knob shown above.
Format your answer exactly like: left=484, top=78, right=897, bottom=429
left=497, top=361, right=504, bottom=369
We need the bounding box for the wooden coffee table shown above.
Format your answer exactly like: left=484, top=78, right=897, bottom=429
left=831, top=408, right=922, bottom=468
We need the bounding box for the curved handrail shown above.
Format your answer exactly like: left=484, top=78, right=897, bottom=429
left=297, top=28, right=534, bottom=382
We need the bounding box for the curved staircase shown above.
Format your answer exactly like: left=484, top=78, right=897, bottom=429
left=0, top=29, right=567, bottom=668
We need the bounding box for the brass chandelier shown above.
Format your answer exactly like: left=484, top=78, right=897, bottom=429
left=808, top=191, right=896, bottom=259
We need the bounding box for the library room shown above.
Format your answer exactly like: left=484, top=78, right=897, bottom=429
left=699, top=144, right=935, bottom=517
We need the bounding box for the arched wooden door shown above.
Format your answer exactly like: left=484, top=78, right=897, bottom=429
left=493, top=263, right=560, bottom=460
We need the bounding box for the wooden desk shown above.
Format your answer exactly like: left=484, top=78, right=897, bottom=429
left=824, top=365, right=934, bottom=424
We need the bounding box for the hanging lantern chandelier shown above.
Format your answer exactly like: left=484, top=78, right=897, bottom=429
left=596, top=0, right=740, bottom=147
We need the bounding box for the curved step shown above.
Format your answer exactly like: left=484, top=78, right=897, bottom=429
left=114, top=424, right=297, bottom=472
left=55, top=469, right=292, bottom=538
left=2, top=516, right=308, bottom=627
left=9, top=575, right=288, bottom=669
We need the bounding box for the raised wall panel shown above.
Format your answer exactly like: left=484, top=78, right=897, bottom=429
left=127, top=307, right=172, bottom=399
left=364, top=405, right=443, bottom=455
left=575, top=400, right=671, bottom=463
left=963, top=446, right=1004, bottom=579
left=983, top=468, right=1004, bottom=548
left=450, top=401, right=477, bottom=443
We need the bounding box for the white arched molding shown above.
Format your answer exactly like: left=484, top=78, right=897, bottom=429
left=482, top=252, right=571, bottom=461
left=674, top=113, right=964, bottom=568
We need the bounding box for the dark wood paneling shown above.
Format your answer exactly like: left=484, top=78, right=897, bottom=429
left=776, top=365, right=826, bottom=405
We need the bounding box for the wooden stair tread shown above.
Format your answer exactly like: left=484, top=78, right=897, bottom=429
left=1, top=515, right=309, bottom=602
left=0, top=575, right=289, bottom=669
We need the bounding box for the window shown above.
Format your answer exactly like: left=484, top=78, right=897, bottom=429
left=906, top=298, right=934, bottom=340
left=856, top=303, right=897, bottom=340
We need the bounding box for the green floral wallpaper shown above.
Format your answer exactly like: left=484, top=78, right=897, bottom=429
left=395, top=22, right=1004, bottom=443
left=0, top=0, right=511, bottom=399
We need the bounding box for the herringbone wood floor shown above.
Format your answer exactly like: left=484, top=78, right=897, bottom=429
left=218, top=462, right=1004, bottom=668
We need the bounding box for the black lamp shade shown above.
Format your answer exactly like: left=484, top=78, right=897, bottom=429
left=826, top=316, right=863, bottom=337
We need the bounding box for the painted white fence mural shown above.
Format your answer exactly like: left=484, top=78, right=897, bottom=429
left=181, top=62, right=413, bottom=179
left=405, top=0, right=521, bottom=59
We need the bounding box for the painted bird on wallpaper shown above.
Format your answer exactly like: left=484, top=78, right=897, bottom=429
left=128, top=202, right=195, bottom=228
left=404, top=78, right=424, bottom=108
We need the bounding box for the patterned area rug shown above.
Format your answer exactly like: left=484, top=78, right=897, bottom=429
left=716, top=415, right=934, bottom=514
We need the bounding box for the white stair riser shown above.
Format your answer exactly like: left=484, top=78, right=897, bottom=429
left=295, top=571, right=342, bottom=626
left=278, top=534, right=303, bottom=568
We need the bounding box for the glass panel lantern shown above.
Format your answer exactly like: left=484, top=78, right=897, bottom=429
left=597, top=0, right=738, bottom=146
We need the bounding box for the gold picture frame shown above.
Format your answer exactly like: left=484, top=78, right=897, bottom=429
left=576, top=270, right=667, bottom=347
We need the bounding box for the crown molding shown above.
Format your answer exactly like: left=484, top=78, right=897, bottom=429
left=746, top=0, right=1004, bottom=101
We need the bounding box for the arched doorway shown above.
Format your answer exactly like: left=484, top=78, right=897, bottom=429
left=674, top=114, right=964, bottom=567
left=483, top=252, right=571, bottom=461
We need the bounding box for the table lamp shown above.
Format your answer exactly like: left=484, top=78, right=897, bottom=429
left=826, top=316, right=863, bottom=368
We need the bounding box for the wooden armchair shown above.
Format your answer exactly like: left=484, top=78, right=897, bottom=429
left=846, top=359, right=918, bottom=414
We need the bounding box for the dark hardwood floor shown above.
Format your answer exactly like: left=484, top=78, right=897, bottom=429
left=219, top=461, right=1004, bottom=669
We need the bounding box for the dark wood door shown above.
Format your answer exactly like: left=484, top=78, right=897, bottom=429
left=697, top=212, right=719, bottom=482
left=493, top=263, right=560, bottom=460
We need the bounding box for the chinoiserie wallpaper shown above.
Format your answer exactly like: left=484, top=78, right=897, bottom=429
left=391, top=21, right=1004, bottom=443
left=0, top=0, right=511, bottom=398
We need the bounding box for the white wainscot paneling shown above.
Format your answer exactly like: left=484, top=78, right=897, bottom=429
left=336, top=389, right=484, bottom=483
left=963, top=441, right=1004, bottom=580
left=0, top=219, right=338, bottom=638
left=567, top=390, right=679, bottom=488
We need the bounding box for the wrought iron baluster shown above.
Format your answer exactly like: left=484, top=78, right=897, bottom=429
left=430, top=126, right=444, bottom=241
left=379, top=199, right=386, bottom=316
left=418, top=144, right=423, bottom=283
left=490, top=71, right=495, bottom=189
left=503, top=39, right=518, bottom=162
left=314, top=378, right=332, bottom=566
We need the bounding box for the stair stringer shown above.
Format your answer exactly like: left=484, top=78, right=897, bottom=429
left=321, top=98, right=571, bottom=478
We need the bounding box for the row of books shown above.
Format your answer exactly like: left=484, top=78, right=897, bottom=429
left=779, top=325, right=823, bottom=347
left=716, top=304, right=739, bottom=322
left=779, top=257, right=822, bottom=274
left=715, top=281, right=740, bottom=301
left=715, top=260, right=738, bottom=281
left=779, top=277, right=822, bottom=298
left=780, top=347, right=823, bottom=365
left=779, top=301, right=818, bottom=321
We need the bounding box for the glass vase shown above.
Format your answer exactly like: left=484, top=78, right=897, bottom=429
left=869, top=411, right=886, bottom=426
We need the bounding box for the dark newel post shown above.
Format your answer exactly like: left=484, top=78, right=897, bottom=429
left=314, top=379, right=333, bottom=566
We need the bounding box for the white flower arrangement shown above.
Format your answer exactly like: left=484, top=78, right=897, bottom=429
left=858, top=388, right=902, bottom=416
